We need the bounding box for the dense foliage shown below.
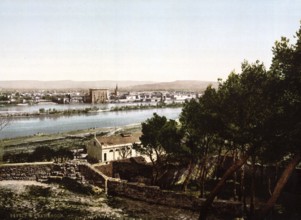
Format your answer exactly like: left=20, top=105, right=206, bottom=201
left=3, top=146, right=73, bottom=163
left=136, top=23, right=301, bottom=219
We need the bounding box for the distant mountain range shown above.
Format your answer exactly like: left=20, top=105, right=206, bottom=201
left=0, top=80, right=218, bottom=91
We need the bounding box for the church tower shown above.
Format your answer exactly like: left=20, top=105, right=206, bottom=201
left=115, top=84, right=119, bottom=96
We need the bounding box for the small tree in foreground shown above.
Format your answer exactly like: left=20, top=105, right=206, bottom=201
left=134, top=113, right=182, bottom=183
left=0, top=117, right=11, bottom=163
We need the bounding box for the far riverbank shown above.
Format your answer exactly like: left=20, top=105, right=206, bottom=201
left=0, top=102, right=183, bottom=118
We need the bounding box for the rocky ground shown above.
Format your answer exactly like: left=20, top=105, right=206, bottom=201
left=0, top=180, right=123, bottom=220
left=0, top=180, right=200, bottom=220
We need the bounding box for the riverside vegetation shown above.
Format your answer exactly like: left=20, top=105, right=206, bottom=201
left=0, top=102, right=183, bottom=118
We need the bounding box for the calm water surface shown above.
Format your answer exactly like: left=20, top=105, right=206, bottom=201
left=0, top=106, right=181, bottom=139
left=0, top=102, right=162, bottom=113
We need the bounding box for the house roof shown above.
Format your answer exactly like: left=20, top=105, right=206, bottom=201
left=96, top=132, right=142, bottom=146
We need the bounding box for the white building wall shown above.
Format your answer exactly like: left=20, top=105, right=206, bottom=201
left=87, top=137, right=145, bottom=163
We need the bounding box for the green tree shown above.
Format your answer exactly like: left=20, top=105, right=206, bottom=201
left=29, top=146, right=55, bottom=162
left=254, top=23, right=301, bottom=220
left=199, top=60, right=272, bottom=219
left=135, top=113, right=181, bottom=183
left=39, top=108, right=45, bottom=114
left=55, top=147, right=73, bottom=163
left=200, top=23, right=301, bottom=220
left=180, top=86, right=222, bottom=193
left=137, top=113, right=167, bottom=164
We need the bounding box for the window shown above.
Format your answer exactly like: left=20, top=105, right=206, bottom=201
left=104, top=153, right=107, bottom=161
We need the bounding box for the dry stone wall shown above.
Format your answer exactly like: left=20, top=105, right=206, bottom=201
left=77, top=163, right=107, bottom=188
left=107, top=178, right=243, bottom=218
left=0, top=162, right=86, bottom=183
left=0, top=161, right=243, bottom=218
left=94, top=163, right=113, bottom=177
left=0, top=162, right=53, bottom=181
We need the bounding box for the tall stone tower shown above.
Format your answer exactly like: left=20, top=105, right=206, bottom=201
left=114, top=84, right=119, bottom=96
left=89, top=89, right=109, bottom=104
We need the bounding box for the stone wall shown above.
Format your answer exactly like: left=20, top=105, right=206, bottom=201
left=95, top=163, right=113, bottom=177
left=107, top=178, right=243, bottom=218
left=111, top=157, right=152, bottom=181
left=0, top=162, right=243, bottom=218
left=0, top=162, right=106, bottom=186
left=91, top=162, right=243, bottom=217
left=0, top=162, right=87, bottom=184
left=77, top=163, right=108, bottom=188
left=0, top=162, right=53, bottom=181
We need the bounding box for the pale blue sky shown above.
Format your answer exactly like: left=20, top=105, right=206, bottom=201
left=0, top=0, right=300, bottom=82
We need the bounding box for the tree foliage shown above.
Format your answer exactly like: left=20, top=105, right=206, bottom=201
left=3, top=146, right=73, bottom=163
left=138, top=22, right=301, bottom=220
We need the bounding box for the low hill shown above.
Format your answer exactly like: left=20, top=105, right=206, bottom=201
left=0, top=80, right=154, bottom=90
left=127, top=80, right=218, bottom=91
left=0, top=80, right=218, bottom=91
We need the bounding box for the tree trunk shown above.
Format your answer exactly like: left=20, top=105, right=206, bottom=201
left=200, top=163, right=208, bottom=198
left=233, top=150, right=238, bottom=201
left=153, top=147, right=166, bottom=184
left=149, top=154, right=157, bottom=185
left=199, top=165, right=205, bottom=198
left=153, top=164, right=160, bottom=184
left=249, top=155, right=256, bottom=217
left=268, top=177, right=272, bottom=196
left=200, top=144, right=210, bottom=197
left=183, top=160, right=194, bottom=191
left=198, top=145, right=255, bottom=220
left=214, top=145, right=223, bottom=179
left=240, top=163, right=247, bottom=212
left=255, top=152, right=301, bottom=220
left=172, top=169, right=182, bottom=186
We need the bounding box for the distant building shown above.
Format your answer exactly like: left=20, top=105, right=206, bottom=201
left=89, top=89, right=109, bottom=104
left=114, top=84, right=119, bottom=96
left=70, top=95, right=84, bottom=103
left=86, top=132, right=142, bottom=163
left=110, top=84, right=119, bottom=101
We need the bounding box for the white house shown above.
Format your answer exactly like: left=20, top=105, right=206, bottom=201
left=87, top=132, right=142, bottom=163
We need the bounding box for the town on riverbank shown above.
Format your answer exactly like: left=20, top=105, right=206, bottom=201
left=0, top=85, right=198, bottom=119
left=0, top=84, right=201, bottom=106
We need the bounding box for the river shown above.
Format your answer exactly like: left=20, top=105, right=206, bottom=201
left=0, top=104, right=181, bottom=139
left=0, top=102, right=156, bottom=114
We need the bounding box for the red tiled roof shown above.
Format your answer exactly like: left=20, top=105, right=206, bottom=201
left=96, top=132, right=141, bottom=145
